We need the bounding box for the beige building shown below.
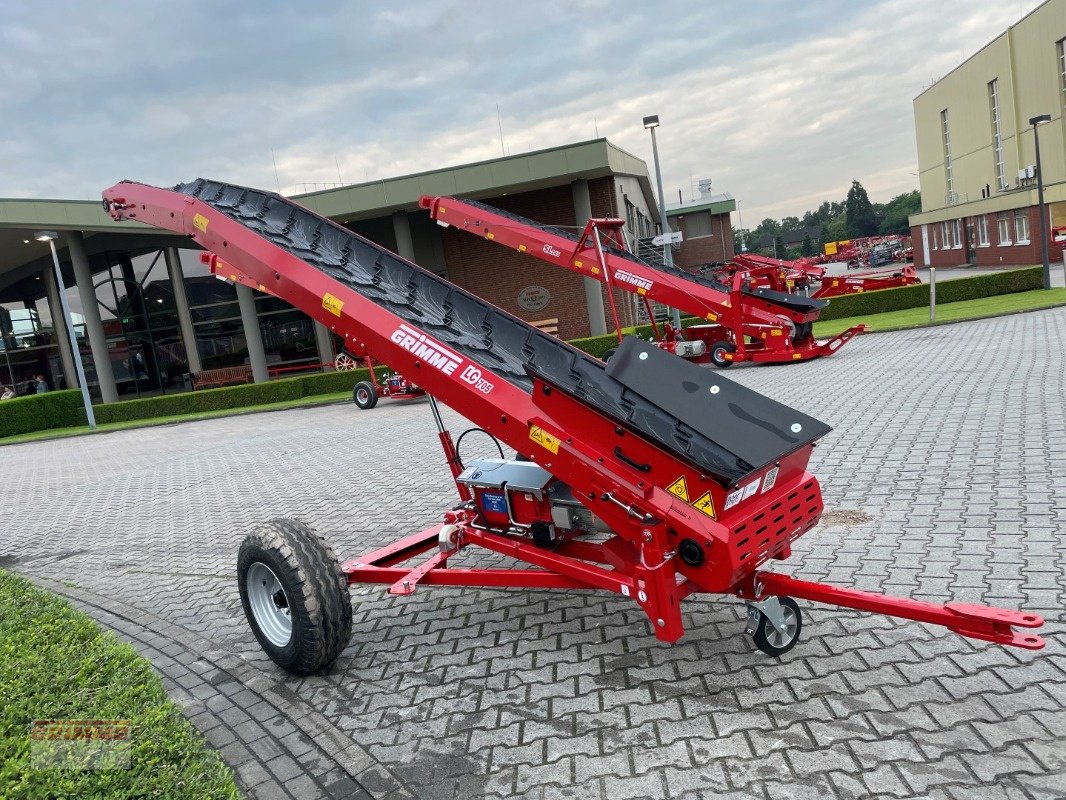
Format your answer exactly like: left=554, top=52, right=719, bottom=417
left=909, top=0, right=1066, bottom=268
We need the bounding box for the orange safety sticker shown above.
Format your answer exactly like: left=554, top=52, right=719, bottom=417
left=666, top=476, right=690, bottom=502
left=322, top=293, right=344, bottom=317
left=692, top=491, right=717, bottom=520
left=529, top=425, right=560, bottom=454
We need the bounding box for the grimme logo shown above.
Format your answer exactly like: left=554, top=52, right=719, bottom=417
left=390, top=324, right=461, bottom=375
left=542, top=244, right=562, bottom=258
left=460, top=365, right=494, bottom=394
left=613, top=269, right=654, bottom=292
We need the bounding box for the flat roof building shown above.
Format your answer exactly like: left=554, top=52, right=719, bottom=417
left=908, top=0, right=1066, bottom=268
left=0, top=139, right=662, bottom=403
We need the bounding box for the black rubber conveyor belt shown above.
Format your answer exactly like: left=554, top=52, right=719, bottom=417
left=175, top=180, right=828, bottom=484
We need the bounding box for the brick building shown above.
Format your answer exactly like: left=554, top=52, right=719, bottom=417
left=908, top=0, right=1066, bottom=268
left=665, top=193, right=737, bottom=269
left=0, top=139, right=661, bottom=401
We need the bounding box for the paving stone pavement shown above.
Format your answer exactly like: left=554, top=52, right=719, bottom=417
left=2, top=309, right=1065, bottom=800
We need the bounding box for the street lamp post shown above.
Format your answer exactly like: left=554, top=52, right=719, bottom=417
left=643, top=115, right=683, bottom=330
left=1029, top=114, right=1052, bottom=289
left=35, top=231, right=96, bottom=429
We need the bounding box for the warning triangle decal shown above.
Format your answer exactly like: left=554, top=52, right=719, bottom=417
left=692, top=491, right=717, bottom=520
left=666, top=476, right=690, bottom=503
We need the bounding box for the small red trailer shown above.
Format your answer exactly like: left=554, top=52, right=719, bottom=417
left=103, top=179, right=1043, bottom=677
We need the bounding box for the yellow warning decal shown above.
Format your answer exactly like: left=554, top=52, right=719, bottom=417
left=574, top=259, right=583, bottom=268
left=591, top=266, right=600, bottom=275
left=692, top=491, right=717, bottom=519
left=518, top=244, right=528, bottom=252
left=706, top=312, right=717, bottom=322
left=771, top=329, right=782, bottom=336
left=486, top=232, right=495, bottom=240
left=637, top=287, right=647, bottom=295
left=529, top=425, right=560, bottom=454
left=193, top=213, right=209, bottom=233
left=792, top=353, right=802, bottom=360
left=666, top=476, right=690, bottom=502
left=322, top=292, right=344, bottom=317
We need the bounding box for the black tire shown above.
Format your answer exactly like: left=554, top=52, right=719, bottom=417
left=792, top=321, right=813, bottom=344
left=602, top=348, right=617, bottom=363
left=709, top=341, right=736, bottom=369
left=752, top=596, right=802, bottom=657
left=237, top=519, right=353, bottom=675
left=352, top=380, right=378, bottom=409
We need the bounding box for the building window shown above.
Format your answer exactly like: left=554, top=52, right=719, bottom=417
left=941, top=221, right=951, bottom=249
left=988, top=80, right=1006, bottom=191
left=1014, top=209, right=1030, bottom=244
left=997, top=212, right=1012, bottom=245
left=941, top=109, right=954, bottom=196
left=684, top=212, right=714, bottom=238
left=1059, top=38, right=1066, bottom=115
left=978, top=214, right=990, bottom=246
left=951, top=219, right=962, bottom=249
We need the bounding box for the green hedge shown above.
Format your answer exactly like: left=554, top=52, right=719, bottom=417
left=818, top=266, right=1042, bottom=320
left=0, top=390, right=86, bottom=438
left=92, top=366, right=385, bottom=425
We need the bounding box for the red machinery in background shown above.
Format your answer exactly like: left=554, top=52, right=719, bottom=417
left=722, top=252, right=922, bottom=299
left=419, top=195, right=865, bottom=368
left=200, top=252, right=425, bottom=410
left=104, top=179, right=1043, bottom=679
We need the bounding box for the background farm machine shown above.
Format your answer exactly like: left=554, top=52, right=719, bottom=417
left=102, top=179, right=1044, bottom=677
left=418, top=196, right=866, bottom=368
left=719, top=252, right=922, bottom=299
left=201, top=252, right=425, bottom=409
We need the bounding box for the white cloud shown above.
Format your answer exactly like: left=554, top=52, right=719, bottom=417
left=0, top=0, right=1045, bottom=227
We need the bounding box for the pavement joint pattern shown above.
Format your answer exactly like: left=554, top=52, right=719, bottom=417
left=2, top=308, right=1065, bottom=799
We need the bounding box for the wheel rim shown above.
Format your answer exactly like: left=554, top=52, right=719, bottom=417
left=247, top=562, right=292, bottom=647
left=335, top=354, right=356, bottom=371
left=765, top=606, right=798, bottom=649
left=356, top=387, right=369, bottom=404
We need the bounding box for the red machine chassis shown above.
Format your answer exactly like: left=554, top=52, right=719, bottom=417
left=419, top=195, right=866, bottom=366
left=103, top=181, right=1044, bottom=653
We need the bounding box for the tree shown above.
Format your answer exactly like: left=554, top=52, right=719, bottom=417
left=878, top=190, right=922, bottom=235
left=844, top=180, right=879, bottom=237
left=773, top=235, right=787, bottom=259
left=823, top=215, right=848, bottom=244
left=801, top=235, right=815, bottom=257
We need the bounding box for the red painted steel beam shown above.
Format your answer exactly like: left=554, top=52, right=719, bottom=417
left=754, top=572, right=1045, bottom=650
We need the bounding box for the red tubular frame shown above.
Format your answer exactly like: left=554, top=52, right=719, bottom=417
left=419, top=195, right=866, bottom=365
left=102, top=181, right=1045, bottom=652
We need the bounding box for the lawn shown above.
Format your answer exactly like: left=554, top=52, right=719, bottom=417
left=813, top=288, right=1066, bottom=339
left=0, top=570, right=240, bottom=799
left=1, top=389, right=352, bottom=446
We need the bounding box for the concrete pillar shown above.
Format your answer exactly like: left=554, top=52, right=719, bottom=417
left=43, top=266, right=77, bottom=390
left=314, top=321, right=335, bottom=370
left=68, top=230, right=118, bottom=403
left=392, top=211, right=416, bottom=261
left=164, top=248, right=203, bottom=373
left=571, top=180, right=608, bottom=336
left=235, top=283, right=269, bottom=383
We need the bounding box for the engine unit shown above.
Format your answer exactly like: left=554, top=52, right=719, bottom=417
left=674, top=339, right=707, bottom=358
left=456, top=458, right=610, bottom=545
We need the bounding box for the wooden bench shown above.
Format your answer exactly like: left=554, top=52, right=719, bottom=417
left=530, top=318, right=559, bottom=336
left=192, top=365, right=254, bottom=390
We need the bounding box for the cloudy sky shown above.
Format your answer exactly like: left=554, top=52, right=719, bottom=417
left=0, top=1, right=1044, bottom=223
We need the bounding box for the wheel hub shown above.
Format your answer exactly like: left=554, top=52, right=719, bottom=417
left=247, top=562, right=293, bottom=647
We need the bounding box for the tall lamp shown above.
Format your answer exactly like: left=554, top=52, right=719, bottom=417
left=643, top=115, right=683, bottom=330
left=34, top=231, right=96, bottom=429
left=1029, top=114, right=1052, bottom=289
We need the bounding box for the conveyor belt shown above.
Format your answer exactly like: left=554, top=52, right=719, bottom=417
left=175, top=180, right=828, bottom=483
left=454, top=198, right=828, bottom=315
